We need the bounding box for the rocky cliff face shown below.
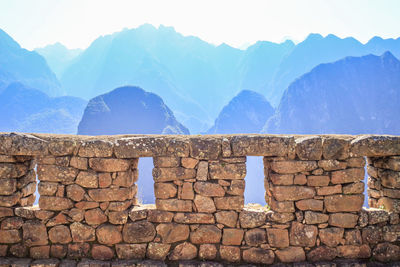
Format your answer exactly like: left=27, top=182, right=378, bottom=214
left=0, top=82, right=86, bottom=134
left=0, top=29, right=62, bottom=96
left=264, top=52, right=400, bottom=135
left=207, top=90, right=274, bottom=134
left=77, top=85, right=189, bottom=135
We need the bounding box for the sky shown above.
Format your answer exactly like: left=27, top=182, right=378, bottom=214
left=0, top=0, right=399, bottom=50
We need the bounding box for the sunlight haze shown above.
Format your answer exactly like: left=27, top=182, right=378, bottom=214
left=0, top=0, right=399, bottom=50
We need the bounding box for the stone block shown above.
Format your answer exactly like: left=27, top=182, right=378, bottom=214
left=37, top=165, right=78, bottom=184
left=222, top=228, right=244, bottom=245
left=267, top=228, right=289, bottom=248
left=91, top=245, right=114, bottom=260
left=147, top=210, right=173, bottom=223
left=209, top=162, right=246, bottom=179
left=319, top=227, right=344, bottom=247
left=198, top=244, right=217, bottom=260
left=189, top=137, right=221, bottom=159
left=89, top=158, right=130, bottom=172
left=194, top=182, right=225, bottom=197
left=88, top=187, right=135, bottom=202
left=152, top=167, right=196, bottom=182
left=331, top=168, right=364, bottom=184
left=174, top=213, right=215, bottom=224
left=304, top=211, right=329, bottom=224
left=39, top=196, right=73, bottom=211
left=48, top=225, right=72, bottom=244
left=214, top=196, right=244, bottom=211
left=169, top=242, right=197, bottom=260
left=231, top=135, right=292, bottom=157
left=317, top=185, right=342, bottom=195
left=295, top=199, right=323, bottom=211
left=295, top=136, right=323, bottom=160
left=154, top=183, right=177, bottom=199
left=322, top=137, right=350, bottom=160
left=215, top=211, right=238, bottom=228
left=122, top=221, right=155, bottom=243
left=219, top=245, right=240, bottom=263
left=275, top=246, right=306, bottom=263
left=244, top=228, right=266, bottom=246
left=289, top=222, right=317, bottom=247
left=318, top=159, right=347, bottom=171
left=0, top=229, right=21, bottom=243
left=272, top=186, right=315, bottom=201
left=190, top=225, right=221, bottom=244
left=329, top=213, right=359, bottom=228
left=242, top=247, right=275, bottom=264
left=146, top=242, right=171, bottom=260
left=156, top=223, right=189, bottom=243
left=70, top=222, right=95, bottom=243
left=78, top=140, right=113, bottom=158
left=156, top=199, right=192, bottom=212
left=115, top=244, right=147, bottom=260
left=325, top=194, right=364, bottom=212
left=307, top=175, right=330, bottom=186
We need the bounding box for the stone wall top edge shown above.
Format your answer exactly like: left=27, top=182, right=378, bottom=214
left=0, top=132, right=399, bottom=158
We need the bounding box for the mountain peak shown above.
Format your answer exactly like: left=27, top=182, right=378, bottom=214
left=381, top=51, right=398, bottom=61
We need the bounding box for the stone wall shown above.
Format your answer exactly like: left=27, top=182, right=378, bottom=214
left=0, top=133, right=400, bottom=264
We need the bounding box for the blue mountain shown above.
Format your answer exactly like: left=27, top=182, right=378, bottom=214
left=77, top=85, right=189, bottom=135
left=35, top=42, right=82, bottom=79
left=207, top=90, right=274, bottom=134
left=0, top=82, right=86, bottom=134
left=264, top=52, right=400, bottom=135
left=0, top=29, right=62, bottom=96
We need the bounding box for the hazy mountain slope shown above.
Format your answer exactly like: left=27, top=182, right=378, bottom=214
left=0, top=29, right=62, bottom=96
left=264, top=52, right=400, bottom=135
left=207, top=90, right=274, bottom=134
left=35, top=42, right=82, bottom=79
left=77, top=85, right=189, bottom=135
left=0, top=82, right=86, bottom=134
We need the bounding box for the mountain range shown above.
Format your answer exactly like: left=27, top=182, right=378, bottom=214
left=264, top=52, right=400, bottom=135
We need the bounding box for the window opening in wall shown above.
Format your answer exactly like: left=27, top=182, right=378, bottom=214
left=244, top=156, right=267, bottom=206
left=363, top=156, right=369, bottom=208
left=33, top=163, right=39, bottom=205
left=137, top=157, right=155, bottom=204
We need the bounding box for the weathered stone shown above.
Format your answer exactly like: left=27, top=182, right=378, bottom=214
left=318, top=159, right=347, bottom=171
left=70, top=222, right=95, bottom=242
left=31, top=258, right=60, bottom=267
left=269, top=173, right=294, bottom=185
left=342, top=182, right=365, bottom=194
left=0, top=133, right=48, bottom=156
left=96, top=224, right=122, bottom=245
left=46, top=213, right=68, bottom=227
left=190, top=137, right=221, bottom=160
left=39, top=196, right=73, bottom=211
left=0, top=207, right=13, bottom=218
left=267, top=228, right=289, bottom=248
left=268, top=198, right=295, bottom=212
left=350, top=135, right=400, bottom=157
left=153, top=157, right=180, bottom=168
left=304, top=211, right=329, bottom=224
left=244, top=228, right=266, bottom=246
left=368, top=208, right=390, bottom=224
left=169, top=242, right=197, bottom=260
left=215, top=211, right=237, bottom=228
left=15, top=207, right=36, bottom=219
left=70, top=157, right=88, bottom=170
left=30, top=245, right=50, bottom=259
left=362, top=226, right=383, bottom=244
left=91, top=245, right=114, bottom=260
left=89, top=158, right=132, bottom=172
left=75, top=201, right=99, bottom=210
left=37, top=165, right=78, bottom=184
left=9, top=243, right=29, bottom=257
left=209, top=162, right=246, bottom=179
left=289, top=222, right=317, bottom=247
left=38, top=182, right=58, bottom=196
left=270, top=160, right=317, bottom=174
left=214, top=196, right=244, bottom=211
left=219, top=245, right=240, bottom=263
left=97, top=173, right=111, bottom=188
left=266, top=211, right=295, bottom=224
left=372, top=242, right=400, bottom=262
left=152, top=167, right=196, bottom=182
left=227, top=180, right=245, bottom=195
left=329, top=213, right=359, bottom=228
left=0, top=194, right=20, bottom=207
left=319, top=227, right=344, bottom=247
left=174, top=213, right=214, bottom=224
left=276, top=246, right=306, bottom=263
left=198, top=244, right=217, bottom=260
left=67, top=242, right=90, bottom=259
left=239, top=209, right=266, bottom=228
left=307, top=175, right=329, bottom=186
left=293, top=174, right=307, bottom=185
left=143, top=210, right=171, bottom=223
left=154, top=183, right=177, bottom=199
left=295, top=199, right=323, bottom=211
left=317, top=185, right=342, bottom=195
left=190, top=225, right=221, bottom=244
left=193, top=195, right=215, bottom=213
left=331, top=168, right=364, bottom=184
left=180, top=182, right=194, bottom=200
left=194, top=182, right=225, bottom=197
left=272, top=186, right=315, bottom=201
left=222, top=228, right=244, bottom=245
left=0, top=179, right=16, bottom=195
left=337, top=244, right=371, bottom=259
left=377, top=197, right=400, bottom=212
left=231, top=135, right=291, bottom=157
left=325, top=194, right=364, bottom=212
left=115, top=244, right=146, bottom=259
left=50, top=244, right=67, bottom=258
left=22, top=182, right=36, bottom=197
left=181, top=158, right=199, bottom=169
left=22, top=221, right=48, bottom=246
left=78, top=140, right=113, bottom=158
left=307, top=246, right=337, bottom=262
left=322, top=137, right=350, bottom=159
left=0, top=229, right=21, bottom=243
left=345, top=229, right=362, bottom=245
left=383, top=188, right=400, bottom=198
left=48, top=225, right=72, bottom=244
left=196, top=161, right=208, bottom=181
left=114, top=170, right=137, bottom=187
left=88, top=187, right=135, bottom=202
left=146, top=242, right=171, bottom=260
left=1, top=217, right=23, bottom=229
left=156, top=223, right=189, bottom=243
left=75, top=171, right=98, bottom=188
left=108, top=210, right=128, bottom=225
left=242, top=247, right=275, bottom=264
left=122, top=221, right=156, bottom=243
left=66, top=185, right=85, bottom=202
left=295, top=136, right=322, bottom=160
left=156, top=199, right=192, bottom=212
left=85, top=208, right=107, bottom=225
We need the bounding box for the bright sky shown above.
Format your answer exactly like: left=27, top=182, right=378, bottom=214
left=0, top=0, right=399, bottom=50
